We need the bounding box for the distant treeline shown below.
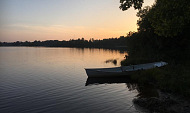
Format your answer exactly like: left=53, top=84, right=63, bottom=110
left=0, top=36, right=131, bottom=49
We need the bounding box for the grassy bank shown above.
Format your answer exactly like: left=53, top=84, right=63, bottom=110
left=121, top=59, right=190, bottom=98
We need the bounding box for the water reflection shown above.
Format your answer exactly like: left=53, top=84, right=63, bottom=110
left=86, top=77, right=158, bottom=96
left=85, top=77, right=160, bottom=112
left=85, top=77, right=132, bottom=86
left=0, top=47, right=155, bottom=113
left=104, top=59, right=118, bottom=65
left=135, top=85, right=159, bottom=98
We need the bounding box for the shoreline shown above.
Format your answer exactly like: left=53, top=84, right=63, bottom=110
left=133, top=90, right=190, bottom=113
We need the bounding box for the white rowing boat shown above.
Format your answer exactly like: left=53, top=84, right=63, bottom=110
left=85, top=61, right=167, bottom=77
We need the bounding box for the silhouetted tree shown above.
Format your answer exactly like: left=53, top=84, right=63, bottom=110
left=136, top=6, right=153, bottom=32
left=149, top=0, right=190, bottom=37
left=120, top=0, right=190, bottom=37
left=119, top=0, right=144, bottom=10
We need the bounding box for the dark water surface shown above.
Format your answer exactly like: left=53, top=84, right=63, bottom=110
left=0, top=47, right=148, bottom=113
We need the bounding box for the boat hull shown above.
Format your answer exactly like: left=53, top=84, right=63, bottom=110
left=85, top=61, right=167, bottom=77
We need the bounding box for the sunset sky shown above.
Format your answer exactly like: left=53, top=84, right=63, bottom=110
left=0, top=0, right=155, bottom=42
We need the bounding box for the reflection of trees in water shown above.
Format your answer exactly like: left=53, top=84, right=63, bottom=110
left=85, top=77, right=131, bottom=86
left=136, top=85, right=159, bottom=98
left=126, top=83, right=159, bottom=98
left=126, top=83, right=138, bottom=91
left=85, top=77, right=168, bottom=112
left=86, top=77, right=159, bottom=98
left=105, top=59, right=118, bottom=65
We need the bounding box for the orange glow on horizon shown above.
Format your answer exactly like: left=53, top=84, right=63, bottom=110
left=0, top=0, right=154, bottom=42
left=0, top=22, right=138, bottom=42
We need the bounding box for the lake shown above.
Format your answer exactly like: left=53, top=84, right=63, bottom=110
left=0, top=47, right=150, bottom=113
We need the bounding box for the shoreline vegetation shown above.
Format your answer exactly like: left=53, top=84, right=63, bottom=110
left=118, top=0, right=190, bottom=99
left=118, top=0, right=190, bottom=112
left=0, top=36, right=128, bottom=49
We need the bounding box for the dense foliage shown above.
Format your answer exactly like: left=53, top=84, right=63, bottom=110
left=149, top=0, right=190, bottom=37
left=120, top=0, right=190, bottom=97
left=120, top=0, right=190, bottom=37
left=120, top=0, right=144, bottom=10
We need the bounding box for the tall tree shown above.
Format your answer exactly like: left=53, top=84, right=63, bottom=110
left=149, top=0, right=190, bottom=37
left=136, top=6, right=152, bottom=32
left=120, top=0, right=190, bottom=37
left=119, top=0, right=144, bottom=10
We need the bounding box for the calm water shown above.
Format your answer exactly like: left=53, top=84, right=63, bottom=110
left=0, top=47, right=149, bottom=113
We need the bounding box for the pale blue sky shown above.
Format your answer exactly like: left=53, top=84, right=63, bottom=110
left=0, top=0, right=155, bottom=42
